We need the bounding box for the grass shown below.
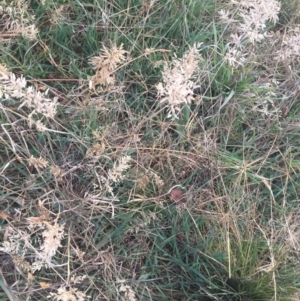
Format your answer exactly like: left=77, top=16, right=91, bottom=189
left=1, top=0, right=300, bottom=300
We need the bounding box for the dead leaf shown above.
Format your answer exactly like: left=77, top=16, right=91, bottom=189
left=40, top=282, right=51, bottom=289
left=169, top=189, right=184, bottom=203
left=38, top=200, right=50, bottom=220
left=0, top=211, right=10, bottom=220
left=27, top=272, right=35, bottom=283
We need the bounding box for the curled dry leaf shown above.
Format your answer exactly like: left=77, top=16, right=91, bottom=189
left=169, top=189, right=184, bottom=203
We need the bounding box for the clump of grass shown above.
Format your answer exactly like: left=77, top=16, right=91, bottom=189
left=1, top=0, right=300, bottom=300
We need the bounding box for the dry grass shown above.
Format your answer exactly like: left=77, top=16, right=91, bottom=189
left=1, top=0, right=300, bottom=300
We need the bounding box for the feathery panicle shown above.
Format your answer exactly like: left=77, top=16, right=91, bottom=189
left=226, top=0, right=280, bottom=44
left=107, top=155, right=131, bottom=184
left=89, top=44, right=127, bottom=89
left=40, top=221, right=65, bottom=262
left=0, top=214, right=65, bottom=273
left=156, top=44, right=201, bottom=119
left=119, top=285, right=137, bottom=301
left=0, top=66, right=58, bottom=119
left=0, top=228, right=31, bottom=256
left=48, top=286, right=90, bottom=301
left=103, top=155, right=132, bottom=195
left=27, top=155, right=48, bottom=170
left=237, top=0, right=280, bottom=43
left=0, top=0, right=37, bottom=41
left=219, top=0, right=280, bottom=68
left=275, top=27, right=300, bottom=61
